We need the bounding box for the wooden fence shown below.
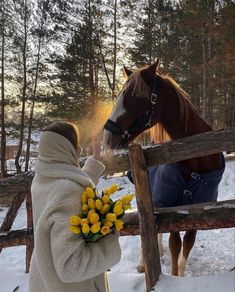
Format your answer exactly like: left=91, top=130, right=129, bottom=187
left=0, top=128, right=235, bottom=290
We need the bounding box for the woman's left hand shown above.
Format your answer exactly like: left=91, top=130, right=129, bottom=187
left=91, top=136, right=102, bottom=160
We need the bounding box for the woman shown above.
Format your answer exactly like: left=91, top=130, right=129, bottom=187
left=28, top=121, right=121, bottom=292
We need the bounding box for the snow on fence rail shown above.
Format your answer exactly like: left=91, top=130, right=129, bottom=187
left=0, top=128, right=235, bottom=288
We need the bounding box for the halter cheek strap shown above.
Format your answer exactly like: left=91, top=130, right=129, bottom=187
left=104, top=77, right=159, bottom=143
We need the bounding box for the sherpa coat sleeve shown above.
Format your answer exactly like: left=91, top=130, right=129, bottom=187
left=35, top=180, right=121, bottom=284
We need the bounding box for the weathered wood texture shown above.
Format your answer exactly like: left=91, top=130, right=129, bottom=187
left=0, top=172, right=34, bottom=197
left=0, top=228, right=33, bottom=248
left=26, top=191, right=34, bottom=273
left=120, top=200, right=235, bottom=235
left=1, top=128, right=235, bottom=195
left=129, top=144, right=161, bottom=291
left=1, top=200, right=234, bottom=248
left=0, top=192, right=26, bottom=254
left=101, top=127, right=235, bottom=174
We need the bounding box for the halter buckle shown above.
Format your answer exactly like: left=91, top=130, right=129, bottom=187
left=183, top=189, right=192, bottom=197
left=145, top=120, right=152, bottom=128
left=121, top=130, right=130, bottom=140
left=151, top=93, right=158, bottom=104
left=191, top=172, right=200, bottom=180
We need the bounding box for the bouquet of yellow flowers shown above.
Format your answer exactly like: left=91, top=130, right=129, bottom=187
left=69, top=184, right=134, bottom=242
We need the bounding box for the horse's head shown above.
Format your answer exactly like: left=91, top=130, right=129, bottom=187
left=103, top=60, right=160, bottom=149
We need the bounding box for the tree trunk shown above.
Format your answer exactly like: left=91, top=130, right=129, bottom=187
left=111, top=0, right=117, bottom=101
left=88, top=0, right=95, bottom=115
left=207, top=35, right=213, bottom=126
left=148, top=0, right=152, bottom=64
left=15, top=0, right=28, bottom=173
left=25, top=36, right=41, bottom=171
left=0, top=0, right=7, bottom=178
left=202, top=35, right=207, bottom=119
left=97, top=34, right=112, bottom=91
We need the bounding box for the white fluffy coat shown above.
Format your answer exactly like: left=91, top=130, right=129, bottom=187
left=28, top=131, right=121, bottom=292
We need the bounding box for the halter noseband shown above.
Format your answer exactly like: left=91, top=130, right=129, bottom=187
left=104, top=77, right=159, bottom=144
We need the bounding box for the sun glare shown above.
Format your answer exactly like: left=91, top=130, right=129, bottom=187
left=77, top=101, right=114, bottom=147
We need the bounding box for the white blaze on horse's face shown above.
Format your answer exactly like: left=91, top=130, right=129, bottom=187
left=102, top=91, right=126, bottom=151
left=110, top=91, right=126, bottom=123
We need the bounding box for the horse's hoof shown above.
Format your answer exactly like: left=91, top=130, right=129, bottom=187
left=137, top=265, right=145, bottom=273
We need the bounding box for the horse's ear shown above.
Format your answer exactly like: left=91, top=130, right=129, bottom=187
left=141, top=59, right=160, bottom=82
left=123, top=66, right=133, bottom=78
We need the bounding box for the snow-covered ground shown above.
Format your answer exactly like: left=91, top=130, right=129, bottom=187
left=0, top=160, right=234, bottom=292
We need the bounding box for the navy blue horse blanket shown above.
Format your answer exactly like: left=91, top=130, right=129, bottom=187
left=128, top=154, right=225, bottom=208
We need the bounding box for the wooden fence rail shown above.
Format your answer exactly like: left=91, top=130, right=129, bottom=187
left=1, top=128, right=235, bottom=197
left=0, top=127, right=235, bottom=289
left=2, top=200, right=234, bottom=246
left=121, top=199, right=235, bottom=235
left=101, top=127, right=235, bottom=174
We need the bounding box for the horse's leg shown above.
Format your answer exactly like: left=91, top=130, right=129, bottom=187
left=178, top=230, right=197, bottom=276
left=137, top=233, right=163, bottom=273
left=169, top=231, right=182, bottom=276
left=137, top=247, right=145, bottom=273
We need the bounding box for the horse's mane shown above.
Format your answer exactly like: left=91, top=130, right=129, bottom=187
left=125, top=70, right=199, bottom=144
left=124, top=68, right=151, bottom=99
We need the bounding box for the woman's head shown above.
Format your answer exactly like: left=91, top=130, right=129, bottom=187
left=43, top=121, right=80, bottom=151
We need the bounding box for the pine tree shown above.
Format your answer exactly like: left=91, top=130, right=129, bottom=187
left=0, top=0, right=7, bottom=177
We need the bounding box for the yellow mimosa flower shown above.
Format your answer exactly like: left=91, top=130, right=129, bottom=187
left=86, top=187, right=95, bottom=199
left=100, top=204, right=110, bottom=215
left=82, top=224, right=90, bottom=234
left=102, top=194, right=110, bottom=204
left=69, top=225, right=81, bottom=234
left=91, top=222, right=101, bottom=234
left=113, top=205, right=124, bottom=216
left=69, top=215, right=81, bottom=226
left=95, top=199, right=103, bottom=211
left=114, top=219, right=124, bottom=231
left=107, top=184, right=119, bottom=194
left=88, top=198, right=95, bottom=209
left=106, top=213, right=117, bottom=222
left=89, top=213, right=100, bottom=224
left=81, top=191, right=87, bottom=204
left=101, top=225, right=111, bottom=235
left=81, top=218, right=89, bottom=225
left=104, top=220, right=113, bottom=227
left=82, top=204, right=89, bottom=211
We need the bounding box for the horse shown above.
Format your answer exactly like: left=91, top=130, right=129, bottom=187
left=102, top=60, right=225, bottom=276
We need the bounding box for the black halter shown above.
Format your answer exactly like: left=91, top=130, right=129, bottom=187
left=104, top=77, right=159, bottom=144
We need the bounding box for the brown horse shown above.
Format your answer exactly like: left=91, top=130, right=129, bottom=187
left=103, top=60, right=224, bottom=276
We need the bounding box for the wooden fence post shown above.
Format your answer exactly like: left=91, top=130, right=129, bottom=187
left=129, top=144, right=161, bottom=291
left=25, top=191, right=33, bottom=273
left=0, top=192, right=26, bottom=253
left=24, top=176, right=34, bottom=273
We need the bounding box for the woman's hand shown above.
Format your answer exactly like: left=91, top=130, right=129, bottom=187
left=91, top=136, right=102, bottom=160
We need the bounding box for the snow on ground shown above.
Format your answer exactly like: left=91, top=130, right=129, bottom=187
left=0, top=160, right=234, bottom=292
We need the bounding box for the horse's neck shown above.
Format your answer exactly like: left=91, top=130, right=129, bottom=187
left=161, top=101, right=222, bottom=173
